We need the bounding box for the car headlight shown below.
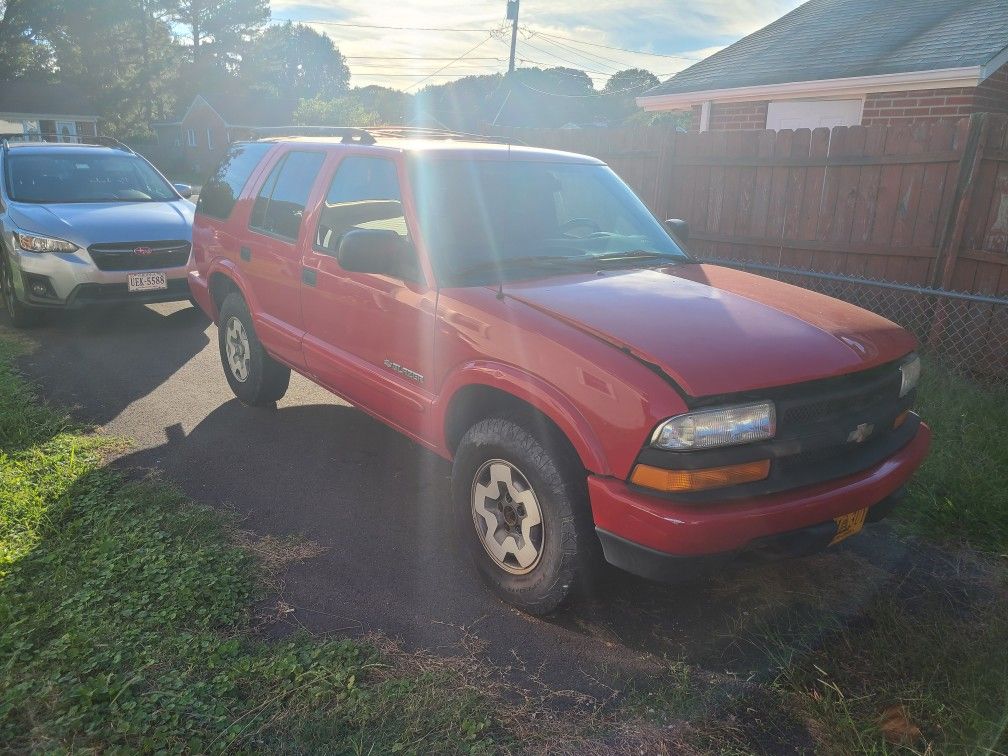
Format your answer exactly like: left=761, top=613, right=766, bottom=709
left=651, top=401, right=776, bottom=451
left=899, top=353, right=921, bottom=398
left=15, top=232, right=78, bottom=253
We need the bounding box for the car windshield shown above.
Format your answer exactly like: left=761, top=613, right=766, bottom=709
left=410, top=158, right=687, bottom=285
left=4, top=152, right=178, bottom=203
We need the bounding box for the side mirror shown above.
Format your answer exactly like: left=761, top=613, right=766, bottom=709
left=665, top=218, right=689, bottom=244
left=174, top=182, right=193, bottom=199
left=337, top=229, right=409, bottom=277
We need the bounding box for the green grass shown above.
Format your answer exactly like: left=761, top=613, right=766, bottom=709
left=900, top=362, right=1008, bottom=554
left=0, top=335, right=500, bottom=753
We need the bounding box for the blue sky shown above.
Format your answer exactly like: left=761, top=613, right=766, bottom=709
left=270, top=1, right=804, bottom=90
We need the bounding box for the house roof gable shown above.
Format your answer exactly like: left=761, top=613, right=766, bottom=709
left=154, top=92, right=295, bottom=128
left=645, top=0, right=1008, bottom=99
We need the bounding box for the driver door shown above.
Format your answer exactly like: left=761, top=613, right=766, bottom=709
left=300, top=154, right=437, bottom=438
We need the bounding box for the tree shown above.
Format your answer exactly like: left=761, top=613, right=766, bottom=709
left=172, top=0, right=268, bottom=72
left=602, top=68, right=660, bottom=124
left=293, top=96, right=379, bottom=128
left=0, top=0, right=59, bottom=79
left=241, top=22, right=349, bottom=101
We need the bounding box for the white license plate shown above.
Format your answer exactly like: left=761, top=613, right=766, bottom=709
left=127, top=272, right=168, bottom=292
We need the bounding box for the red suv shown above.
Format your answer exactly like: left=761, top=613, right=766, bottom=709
left=189, top=128, right=930, bottom=614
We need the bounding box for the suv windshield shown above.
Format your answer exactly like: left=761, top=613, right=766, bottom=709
left=4, top=152, right=178, bottom=204
left=411, top=158, right=686, bottom=284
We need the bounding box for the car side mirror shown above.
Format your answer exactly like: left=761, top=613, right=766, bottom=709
left=174, top=183, right=193, bottom=199
left=665, top=218, right=689, bottom=244
left=337, top=229, right=411, bottom=278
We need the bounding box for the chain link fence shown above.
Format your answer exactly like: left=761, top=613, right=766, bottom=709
left=694, top=256, right=1008, bottom=391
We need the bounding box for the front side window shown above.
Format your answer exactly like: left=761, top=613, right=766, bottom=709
left=4, top=152, right=179, bottom=204
left=411, top=159, right=686, bottom=285
left=249, top=150, right=325, bottom=241
left=314, top=156, right=408, bottom=254
left=197, top=142, right=272, bottom=220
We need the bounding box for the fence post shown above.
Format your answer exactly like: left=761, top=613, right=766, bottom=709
left=932, top=113, right=987, bottom=290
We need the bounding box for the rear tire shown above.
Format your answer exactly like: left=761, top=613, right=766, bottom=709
left=452, top=415, right=600, bottom=615
left=217, top=292, right=290, bottom=405
left=1, top=251, right=39, bottom=329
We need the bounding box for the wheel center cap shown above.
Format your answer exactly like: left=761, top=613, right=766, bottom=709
left=503, top=504, right=518, bottom=526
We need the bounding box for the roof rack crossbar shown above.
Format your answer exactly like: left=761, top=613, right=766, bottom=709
left=251, top=126, right=377, bottom=145
left=0, top=133, right=135, bottom=153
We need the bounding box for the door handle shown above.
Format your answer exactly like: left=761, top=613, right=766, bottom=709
left=240, top=246, right=251, bottom=262
left=302, top=268, right=317, bottom=287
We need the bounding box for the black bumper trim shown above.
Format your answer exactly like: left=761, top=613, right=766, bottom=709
left=597, top=487, right=905, bottom=583
left=25, top=279, right=191, bottom=309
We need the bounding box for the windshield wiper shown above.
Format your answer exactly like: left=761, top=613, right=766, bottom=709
left=453, top=255, right=579, bottom=277
left=587, top=250, right=682, bottom=265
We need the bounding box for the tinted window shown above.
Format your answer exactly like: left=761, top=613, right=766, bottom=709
left=196, top=142, right=272, bottom=220
left=5, top=152, right=177, bottom=204
left=249, top=151, right=325, bottom=241
left=315, top=157, right=408, bottom=254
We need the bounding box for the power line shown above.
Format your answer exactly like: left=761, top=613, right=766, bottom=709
left=405, top=35, right=496, bottom=92
left=271, top=17, right=496, bottom=33
left=525, top=31, right=629, bottom=72
left=518, top=37, right=612, bottom=73
left=527, top=27, right=703, bottom=62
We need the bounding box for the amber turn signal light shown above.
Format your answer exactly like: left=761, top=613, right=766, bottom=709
left=630, top=459, right=771, bottom=493
left=893, top=411, right=909, bottom=429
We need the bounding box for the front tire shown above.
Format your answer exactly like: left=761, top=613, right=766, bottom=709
left=1, top=251, right=39, bottom=329
left=217, top=293, right=290, bottom=405
left=452, top=416, right=599, bottom=614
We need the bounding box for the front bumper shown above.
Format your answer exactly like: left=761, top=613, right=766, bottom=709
left=12, top=247, right=190, bottom=308
left=589, top=421, right=931, bottom=580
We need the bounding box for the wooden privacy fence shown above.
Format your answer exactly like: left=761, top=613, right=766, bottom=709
left=489, top=114, right=1008, bottom=298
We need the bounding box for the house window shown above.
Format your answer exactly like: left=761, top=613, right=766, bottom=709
left=206, top=128, right=214, bottom=151
left=186, top=128, right=197, bottom=147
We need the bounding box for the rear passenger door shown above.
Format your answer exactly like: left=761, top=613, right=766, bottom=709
left=244, top=149, right=326, bottom=366
left=300, top=155, right=436, bottom=437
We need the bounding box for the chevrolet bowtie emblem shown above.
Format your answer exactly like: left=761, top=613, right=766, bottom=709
left=847, top=422, right=875, bottom=444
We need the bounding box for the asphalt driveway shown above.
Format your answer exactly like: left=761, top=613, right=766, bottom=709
left=13, top=301, right=929, bottom=707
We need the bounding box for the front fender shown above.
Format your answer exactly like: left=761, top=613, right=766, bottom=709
left=434, top=361, right=610, bottom=475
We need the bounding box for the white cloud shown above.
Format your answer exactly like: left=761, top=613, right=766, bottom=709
left=269, top=0, right=804, bottom=89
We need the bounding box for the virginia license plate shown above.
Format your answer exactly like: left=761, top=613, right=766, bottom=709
left=830, top=507, right=868, bottom=546
left=127, top=272, right=168, bottom=292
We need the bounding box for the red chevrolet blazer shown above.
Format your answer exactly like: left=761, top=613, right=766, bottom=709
left=188, top=128, right=930, bottom=614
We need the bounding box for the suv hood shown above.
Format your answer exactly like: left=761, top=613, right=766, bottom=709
left=8, top=201, right=193, bottom=247
left=504, top=263, right=916, bottom=398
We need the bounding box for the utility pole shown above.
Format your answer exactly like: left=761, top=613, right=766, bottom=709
left=506, top=0, right=520, bottom=73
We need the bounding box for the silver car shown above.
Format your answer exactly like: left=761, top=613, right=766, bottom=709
left=0, top=138, right=194, bottom=327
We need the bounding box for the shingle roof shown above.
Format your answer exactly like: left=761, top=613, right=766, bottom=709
left=0, top=80, right=98, bottom=118
left=646, top=0, right=1008, bottom=97
left=154, top=93, right=295, bottom=127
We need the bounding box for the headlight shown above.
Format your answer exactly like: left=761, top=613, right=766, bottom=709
left=651, top=401, right=776, bottom=451
left=899, top=353, right=921, bottom=398
left=16, top=232, right=78, bottom=253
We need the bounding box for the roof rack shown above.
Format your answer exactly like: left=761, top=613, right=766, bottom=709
left=0, top=133, right=135, bottom=154
left=251, top=126, right=377, bottom=145
left=249, top=125, right=519, bottom=147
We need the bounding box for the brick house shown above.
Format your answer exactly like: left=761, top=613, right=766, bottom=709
left=637, top=0, right=1008, bottom=132
left=0, top=81, right=98, bottom=141
left=151, top=93, right=294, bottom=175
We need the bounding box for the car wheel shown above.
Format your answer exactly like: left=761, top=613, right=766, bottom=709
left=217, top=292, right=290, bottom=405
left=1, top=251, right=38, bottom=329
left=452, top=415, right=600, bottom=614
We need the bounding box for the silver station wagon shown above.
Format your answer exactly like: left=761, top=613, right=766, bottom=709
left=0, top=137, right=194, bottom=327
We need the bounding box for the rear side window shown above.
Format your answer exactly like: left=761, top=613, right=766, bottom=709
left=196, top=142, right=272, bottom=220
left=249, top=150, right=325, bottom=241
left=315, top=157, right=407, bottom=254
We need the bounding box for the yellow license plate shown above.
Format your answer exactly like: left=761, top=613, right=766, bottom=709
left=830, top=507, right=868, bottom=546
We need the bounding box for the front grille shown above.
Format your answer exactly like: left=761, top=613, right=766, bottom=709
left=777, top=369, right=903, bottom=433
left=87, top=240, right=191, bottom=271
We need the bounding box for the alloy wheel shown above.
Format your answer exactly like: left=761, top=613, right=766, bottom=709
left=225, top=316, right=251, bottom=383
left=471, top=459, right=545, bottom=575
